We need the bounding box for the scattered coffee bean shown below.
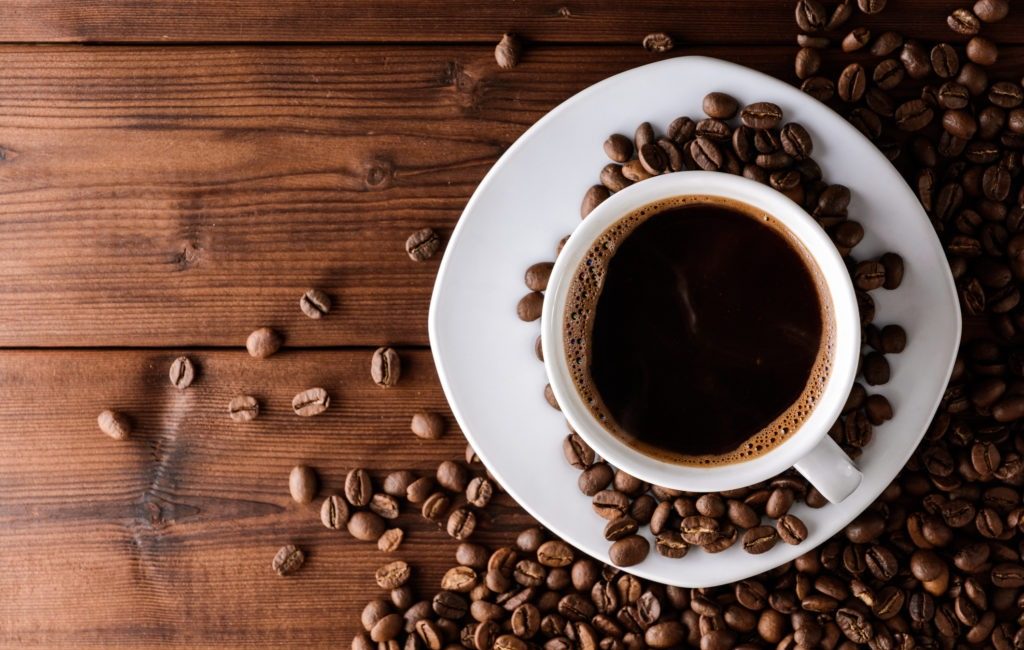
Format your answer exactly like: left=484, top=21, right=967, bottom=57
left=703, top=92, right=739, bottom=119
left=608, top=535, right=649, bottom=567
left=97, top=409, right=131, bottom=440
left=376, top=560, right=411, bottom=589
left=377, top=528, right=404, bottom=553
left=516, top=292, right=543, bottom=321
left=169, top=355, right=195, bottom=389
left=348, top=511, right=386, bottom=542
left=289, top=464, right=318, bottom=504
left=272, top=544, right=304, bottom=576
left=292, top=387, right=329, bottom=416
left=842, top=27, right=871, bottom=52
left=227, top=395, right=259, bottom=422
left=406, top=228, right=441, bottom=261
left=581, top=184, right=610, bottom=218
left=299, top=288, right=331, bottom=319
left=246, top=327, right=281, bottom=359
left=371, top=347, right=401, bottom=388
left=967, top=36, right=998, bottom=66
left=838, top=63, right=867, bottom=102
left=345, top=468, right=373, bottom=507
left=641, top=32, right=674, bottom=53
left=974, top=0, right=1008, bottom=22
left=948, top=7, right=982, bottom=34
left=320, top=494, right=350, bottom=530
left=411, top=411, right=445, bottom=440
left=494, top=33, right=521, bottom=69
left=740, top=102, right=783, bottom=129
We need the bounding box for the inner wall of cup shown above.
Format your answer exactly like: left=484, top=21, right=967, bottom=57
left=550, top=183, right=858, bottom=476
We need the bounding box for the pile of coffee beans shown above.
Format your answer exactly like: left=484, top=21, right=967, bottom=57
left=515, top=92, right=908, bottom=563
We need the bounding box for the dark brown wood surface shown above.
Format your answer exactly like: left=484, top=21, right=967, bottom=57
left=0, top=1, right=1019, bottom=647
left=3, top=1, right=1024, bottom=44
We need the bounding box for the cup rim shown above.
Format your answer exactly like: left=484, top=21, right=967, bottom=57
left=541, top=171, right=861, bottom=492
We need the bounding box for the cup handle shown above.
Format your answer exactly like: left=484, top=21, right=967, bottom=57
left=793, top=436, right=862, bottom=504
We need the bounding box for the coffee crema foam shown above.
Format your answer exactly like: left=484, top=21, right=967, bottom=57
left=563, top=194, right=836, bottom=467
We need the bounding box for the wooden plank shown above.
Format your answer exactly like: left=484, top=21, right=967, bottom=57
left=2, top=44, right=1020, bottom=348
left=1, top=1, right=1024, bottom=45
left=0, top=348, right=537, bottom=648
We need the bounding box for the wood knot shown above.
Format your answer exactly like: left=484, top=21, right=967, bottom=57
left=173, top=242, right=201, bottom=270
left=364, top=159, right=394, bottom=189
left=442, top=60, right=484, bottom=113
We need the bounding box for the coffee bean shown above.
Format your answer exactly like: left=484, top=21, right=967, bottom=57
left=895, top=99, right=934, bottom=131
left=345, top=468, right=372, bottom=507
left=380, top=471, right=414, bottom=498
left=292, top=387, right=329, bottom=416
left=169, top=355, right=195, bottom=389
left=993, top=395, right=1024, bottom=421
left=841, top=28, right=871, bottom=53
left=794, top=0, right=827, bottom=32
left=967, top=36, right=998, bottom=66
left=633, top=122, right=655, bottom=149
left=516, top=291, right=543, bottom=321
left=436, top=460, right=468, bottom=492
left=406, top=477, right=434, bottom=504
left=765, top=488, right=795, bottom=518
left=900, top=41, right=931, bottom=79
left=741, top=102, right=783, bottom=129
left=225, top=394, right=259, bottom=422
left=97, top=409, right=131, bottom=440
left=742, top=526, right=779, bottom=554
left=378, top=528, right=403, bottom=553
left=779, top=123, right=812, bottom=160
left=801, top=76, right=834, bottom=102
left=299, top=288, right=331, bottom=319
left=608, top=535, right=650, bottom=567
left=636, top=143, right=666, bottom=176
left=494, top=33, right=521, bottom=69
left=603, top=134, right=633, bottom=163
left=797, top=34, right=829, bottom=48
left=375, top=560, right=411, bottom=590
left=422, top=492, right=450, bottom=522
left=641, top=32, right=674, bottom=53
left=862, top=352, right=891, bottom=385
left=1010, top=108, right=1024, bottom=133
left=777, top=514, right=808, bottom=544
left=537, top=540, right=574, bottom=567
left=645, top=621, right=685, bottom=648
left=580, top=184, right=611, bottom=220
left=447, top=507, right=477, bottom=540
left=835, top=607, right=871, bottom=643
left=949, top=7, right=982, bottom=34
left=563, top=433, right=595, bottom=469
left=681, top=515, right=720, bottom=546
left=370, top=493, right=400, bottom=520
left=272, top=544, right=304, bottom=576
left=835, top=63, right=867, bottom=103
left=321, top=494, right=350, bottom=529
left=872, top=58, right=904, bottom=91
left=942, top=109, right=978, bottom=140
left=370, top=346, right=401, bottom=388
left=865, top=394, right=893, bottom=425
left=599, top=164, right=631, bottom=193
left=854, top=261, right=887, bottom=290
left=289, top=464, right=318, bottom=504
left=846, top=512, right=885, bottom=543
left=938, top=82, right=970, bottom=110
left=690, top=137, right=722, bottom=171
left=465, top=477, right=493, bottom=509
left=795, top=47, right=821, bottom=79
left=411, top=410, right=444, bottom=439
left=991, top=563, right=1024, bottom=587
left=433, top=591, right=468, bottom=620
left=879, top=253, right=904, bottom=290
left=701, top=92, right=738, bottom=119
left=931, top=44, right=960, bottom=79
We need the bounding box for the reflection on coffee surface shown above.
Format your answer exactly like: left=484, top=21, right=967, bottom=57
left=564, top=195, right=835, bottom=466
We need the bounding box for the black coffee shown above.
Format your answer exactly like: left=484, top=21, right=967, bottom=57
left=565, top=196, right=834, bottom=466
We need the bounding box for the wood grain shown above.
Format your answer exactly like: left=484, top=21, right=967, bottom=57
left=1, top=1, right=1023, bottom=45
left=2, top=44, right=1020, bottom=348
left=0, top=348, right=537, bottom=648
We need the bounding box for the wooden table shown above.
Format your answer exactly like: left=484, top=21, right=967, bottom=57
left=0, top=3, right=1019, bottom=647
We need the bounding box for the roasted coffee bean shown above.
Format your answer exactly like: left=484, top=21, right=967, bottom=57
left=854, top=261, right=887, bottom=290
left=272, top=544, right=304, bottom=576
left=797, top=34, right=829, bottom=48
left=690, top=137, right=722, bottom=171
left=938, top=82, right=970, bottom=110
left=534, top=540, right=572, bottom=568
left=411, top=411, right=444, bottom=439
left=742, top=526, right=778, bottom=554
left=421, top=492, right=450, bottom=521
left=169, top=355, right=195, bottom=389
left=943, top=110, right=978, bottom=139
left=447, top=507, right=476, bottom=540
left=862, top=352, right=891, bottom=385
left=578, top=462, right=614, bottom=496
left=289, top=464, right=318, bottom=504
left=382, top=471, right=415, bottom=498
left=437, top=460, right=468, bottom=492
left=901, top=41, right=931, bottom=79
left=563, top=433, right=595, bottom=469
left=880, top=253, right=904, bottom=289
left=348, top=511, right=386, bottom=542
left=378, top=528, right=403, bottom=553
left=896, top=99, right=934, bottom=131
left=321, top=494, right=350, bottom=530
left=369, top=493, right=399, bottom=520
left=846, top=512, right=885, bottom=543
left=343, top=468, right=372, bottom=507
left=949, top=7, right=982, bottom=34
left=795, top=47, right=821, bottom=79
left=641, top=32, right=674, bottom=53
left=405, top=477, right=434, bottom=504
left=465, top=477, right=493, bottom=509
left=494, top=33, right=521, bottom=69
left=433, top=591, right=468, bottom=620
left=967, top=36, right=998, bottom=65
left=975, top=0, right=1009, bottom=21
left=842, top=27, right=871, bottom=52
left=604, top=516, right=639, bottom=542
left=292, top=387, right=329, bottom=416
left=680, top=515, right=720, bottom=546
left=741, top=102, right=783, bottom=129
left=298, top=288, right=331, bottom=319
left=369, top=346, right=402, bottom=388
left=872, top=58, right=904, bottom=91
left=580, top=185, right=610, bottom=219
left=375, top=560, right=411, bottom=589
left=516, top=291, right=543, bottom=322
left=609, top=535, right=650, bottom=567
left=702, top=92, right=738, bottom=119
left=97, top=409, right=131, bottom=440
left=777, top=514, right=808, bottom=545
left=645, top=621, right=685, bottom=648
left=801, top=76, right=835, bottom=102
left=600, top=164, right=631, bottom=193
left=603, top=134, right=633, bottom=163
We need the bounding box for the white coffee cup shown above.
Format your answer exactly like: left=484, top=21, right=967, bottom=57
left=542, top=171, right=863, bottom=503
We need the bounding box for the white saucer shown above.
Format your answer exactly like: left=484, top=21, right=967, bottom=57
left=429, top=56, right=960, bottom=587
